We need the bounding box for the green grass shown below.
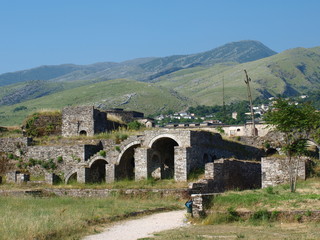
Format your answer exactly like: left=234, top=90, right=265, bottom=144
left=0, top=194, right=183, bottom=240
left=208, top=179, right=320, bottom=212
left=0, top=78, right=194, bottom=126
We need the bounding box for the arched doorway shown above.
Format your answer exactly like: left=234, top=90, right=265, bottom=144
left=116, top=145, right=138, bottom=180
left=150, top=137, right=178, bottom=179
left=90, top=159, right=107, bottom=183
left=79, top=130, right=87, bottom=136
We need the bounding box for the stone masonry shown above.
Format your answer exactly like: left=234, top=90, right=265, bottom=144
left=261, top=157, right=306, bottom=188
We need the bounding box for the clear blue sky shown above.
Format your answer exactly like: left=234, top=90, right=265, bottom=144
left=0, top=0, right=319, bottom=74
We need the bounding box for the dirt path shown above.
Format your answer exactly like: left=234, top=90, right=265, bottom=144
left=83, top=210, right=188, bottom=240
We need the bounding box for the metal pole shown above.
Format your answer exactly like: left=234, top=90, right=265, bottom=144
left=244, top=70, right=256, bottom=136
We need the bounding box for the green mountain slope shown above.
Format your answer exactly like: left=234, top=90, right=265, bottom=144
left=153, top=47, right=320, bottom=105
left=0, top=40, right=276, bottom=106
left=0, top=40, right=275, bottom=87
left=0, top=79, right=196, bottom=126
left=140, top=40, right=276, bottom=77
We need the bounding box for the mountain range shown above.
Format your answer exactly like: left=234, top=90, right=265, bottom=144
left=0, top=40, right=320, bottom=126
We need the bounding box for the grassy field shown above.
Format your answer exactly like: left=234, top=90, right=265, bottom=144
left=0, top=194, right=183, bottom=240
left=136, top=178, right=320, bottom=240
left=139, top=222, right=320, bottom=240
left=204, top=178, right=320, bottom=213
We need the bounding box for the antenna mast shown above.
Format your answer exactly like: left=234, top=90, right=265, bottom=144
left=244, top=70, right=256, bottom=136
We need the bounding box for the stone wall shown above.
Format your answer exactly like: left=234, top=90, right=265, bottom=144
left=189, top=159, right=261, bottom=194
left=26, top=145, right=87, bottom=176
left=222, top=124, right=272, bottom=137
left=261, top=157, right=306, bottom=188
left=219, top=159, right=261, bottom=190
left=0, top=137, right=32, bottom=154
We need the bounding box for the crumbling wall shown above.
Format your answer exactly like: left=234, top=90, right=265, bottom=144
left=190, top=159, right=261, bottom=194
left=261, top=157, right=306, bottom=188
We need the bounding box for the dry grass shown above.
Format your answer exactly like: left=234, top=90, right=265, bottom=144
left=0, top=194, right=183, bottom=240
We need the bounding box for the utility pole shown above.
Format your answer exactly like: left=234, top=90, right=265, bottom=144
left=222, top=76, right=226, bottom=124
left=244, top=70, right=256, bottom=136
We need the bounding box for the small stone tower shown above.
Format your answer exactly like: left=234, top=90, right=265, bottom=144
left=62, top=106, right=108, bottom=137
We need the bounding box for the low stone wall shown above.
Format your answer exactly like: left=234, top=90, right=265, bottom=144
left=261, top=157, right=306, bottom=188
left=44, top=188, right=189, bottom=198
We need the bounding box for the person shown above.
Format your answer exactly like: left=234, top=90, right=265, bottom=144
left=185, top=199, right=193, bottom=214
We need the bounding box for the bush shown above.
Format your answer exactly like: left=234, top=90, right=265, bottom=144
left=115, top=133, right=128, bottom=143
left=13, top=106, right=28, bottom=112
left=28, top=158, right=37, bottom=167
left=57, top=156, right=63, bottom=163
left=226, top=207, right=241, bottom=222
left=127, top=121, right=142, bottom=130
left=99, top=150, right=106, bottom=157
left=250, top=209, right=271, bottom=223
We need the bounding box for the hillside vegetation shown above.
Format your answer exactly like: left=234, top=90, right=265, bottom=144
left=1, top=40, right=320, bottom=126
left=0, top=79, right=194, bottom=126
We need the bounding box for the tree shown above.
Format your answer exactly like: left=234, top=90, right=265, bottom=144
left=263, top=98, right=320, bottom=192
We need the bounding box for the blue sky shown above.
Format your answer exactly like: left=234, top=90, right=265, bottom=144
left=0, top=0, right=319, bottom=74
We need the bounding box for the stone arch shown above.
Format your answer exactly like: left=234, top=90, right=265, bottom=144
left=116, top=141, right=141, bottom=165
left=149, top=137, right=179, bottom=179
left=148, top=134, right=181, bottom=148
left=90, top=159, right=108, bottom=183
left=65, top=170, right=77, bottom=184
left=115, top=142, right=140, bottom=180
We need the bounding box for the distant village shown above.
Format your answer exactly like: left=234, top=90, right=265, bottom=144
left=155, top=95, right=309, bottom=127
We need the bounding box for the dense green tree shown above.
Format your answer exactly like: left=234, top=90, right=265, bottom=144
left=264, top=98, right=320, bottom=192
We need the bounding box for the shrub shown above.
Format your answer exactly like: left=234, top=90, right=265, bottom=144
left=127, top=121, right=142, bottom=130
left=57, top=156, right=63, bottom=163
left=250, top=209, right=271, bottom=223
left=216, top=126, right=225, bottom=134
left=265, top=186, right=275, bottom=194
left=264, top=141, right=271, bottom=149
left=226, top=207, right=240, bottom=222
left=115, top=133, right=128, bottom=143
left=99, top=150, right=106, bottom=157
left=28, top=158, right=37, bottom=167
left=13, top=106, right=28, bottom=112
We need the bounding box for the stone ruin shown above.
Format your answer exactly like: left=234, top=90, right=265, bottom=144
left=61, top=106, right=153, bottom=137
left=0, top=105, right=309, bottom=195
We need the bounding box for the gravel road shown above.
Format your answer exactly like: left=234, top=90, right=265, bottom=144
left=83, top=210, right=187, bottom=240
